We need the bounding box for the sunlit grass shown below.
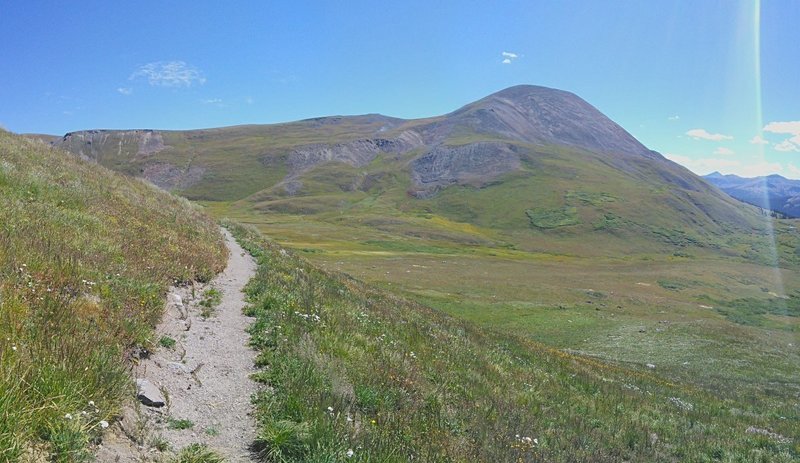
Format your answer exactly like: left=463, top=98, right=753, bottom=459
left=230, top=222, right=798, bottom=462
left=0, top=130, right=226, bottom=461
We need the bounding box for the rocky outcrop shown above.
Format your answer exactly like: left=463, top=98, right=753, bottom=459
left=409, top=142, right=521, bottom=198
left=281, top=131, right=424, bottom=194
left=287, top=131, right=423, bottom=174
left=141, top=163, right=206, bottom=190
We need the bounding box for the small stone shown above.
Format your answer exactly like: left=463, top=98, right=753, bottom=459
left=135, top=379, right=165, bottom=407
left=646, top=363, right=656, bottom=369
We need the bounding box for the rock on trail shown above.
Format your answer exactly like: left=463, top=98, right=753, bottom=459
left=96, top=229, right=259, bottom=462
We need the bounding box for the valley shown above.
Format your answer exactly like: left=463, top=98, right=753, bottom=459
left=45, top=86, right=800, bottom=420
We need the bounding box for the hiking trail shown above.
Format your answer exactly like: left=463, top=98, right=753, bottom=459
left=97, top=229, right=259, bottom=462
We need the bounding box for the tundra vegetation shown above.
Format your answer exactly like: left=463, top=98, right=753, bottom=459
left=230, top=222, right=798, bottom=462
left=0, top=131, right=226, bottom=461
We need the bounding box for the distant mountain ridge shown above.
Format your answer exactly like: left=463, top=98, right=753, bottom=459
left=703, top=171, right=800, bottom=218
left=39, top=84, right=772, bottom=258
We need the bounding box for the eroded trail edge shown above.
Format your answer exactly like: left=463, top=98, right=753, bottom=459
left=98, top=229, right=258, bottom=462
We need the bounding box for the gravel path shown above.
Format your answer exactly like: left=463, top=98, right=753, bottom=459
left=97, top=229, right=259, bottom=462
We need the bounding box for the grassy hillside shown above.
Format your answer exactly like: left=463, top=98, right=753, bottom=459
left=230, top=223, right=798, bottom=462
left=0, top=130, right=227, bottom=461
left=42, top=86, right=800, bottom=454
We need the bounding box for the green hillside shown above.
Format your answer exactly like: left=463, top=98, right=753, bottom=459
left=43, top=86, right=800, bottom=450
left=231, top=222, right=798, bottom=461
left=0, top=131, right=227, bottom=461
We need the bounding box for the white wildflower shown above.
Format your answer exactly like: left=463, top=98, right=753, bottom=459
left=88, top=400, right=95, bottom=407
left=11, top=346, right=17, bottom=351
left=65, top=413, right=73, bottom=420
left=346, top=449, right=354, bottom=458
left=99, top=420, right=109, bottom=429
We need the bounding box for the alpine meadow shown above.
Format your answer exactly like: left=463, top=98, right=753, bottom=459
left=1, top=2, right=799, bottom=462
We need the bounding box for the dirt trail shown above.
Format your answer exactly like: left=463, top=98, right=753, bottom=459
left=97, top=229, right=259, bottom=462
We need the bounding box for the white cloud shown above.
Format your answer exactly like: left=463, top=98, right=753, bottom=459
left=774, top=140, right=799, bottom=152
left=749, top=134, right=769, bottom=145
left=763, top=120, right=800, bottom=136
left=738, top=161, right=785, bottom=177
left=665, top=153, right=785, bottom=178
left=131, top=61, right=206, bottom=87
left=117, top=87, right=133, bottom=95
left=667, top=115, right=680, bottom=121
left=665, top=154, right=739, bottom=174
left=686, top=128, right=733, bottom=141
left=501, top=51, right=519, bottom=64
left=763, top=120, right=800, bottom=151
left=714, top=147, right=735, bottom=156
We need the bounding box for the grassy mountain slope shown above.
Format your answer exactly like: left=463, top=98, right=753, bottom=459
left=0, top=130, right=227, bottom=461
left=43, top=86, right=771, bottom=259
left=230, top=223, right=798, bottom=462
left=43, top=85, right=800, bottom=430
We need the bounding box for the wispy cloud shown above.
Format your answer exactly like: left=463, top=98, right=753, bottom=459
left=749, top=134, right=769, bottom=145
left=666, top=153, right=739, bottom=174
left=201, top=98, right=226, bottom=108
left=686, top=128, right=733, bottom=141
left=117, top=87, right=133, bottom=95
left=131, top=61, right=206, bottom=87
left=763, top=120, right=800, bottom=152
left=774, top=140, right=799, bottom=152
left=501, top=51, right=519, bottom=64
left=667, top=115, right=680, bottom=121
left=713, top=147, right=735, bottom=156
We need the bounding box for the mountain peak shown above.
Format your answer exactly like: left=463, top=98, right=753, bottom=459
left=440, top=85, right=655, bottom=158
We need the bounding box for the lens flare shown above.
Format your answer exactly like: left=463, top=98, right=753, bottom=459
left=753, top=0, right=786, bottom=299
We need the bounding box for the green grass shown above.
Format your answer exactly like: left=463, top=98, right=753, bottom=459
left=170, top=443, right=226, bottom=463
left=40, top=111, right=800, bottom=459
left=525, top=206, right=580, bottom=229
left=199, top=287, right=223, bottom=318
left=160, top=335, right=178, bottom=349
left=230, top=222, right=799, bottom=462
left=0, top=130, right=227, bottom=461
left=167, top=418, right=195, bottom=430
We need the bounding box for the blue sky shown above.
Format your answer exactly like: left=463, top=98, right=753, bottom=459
left=1, top=0, right=798, bottom=178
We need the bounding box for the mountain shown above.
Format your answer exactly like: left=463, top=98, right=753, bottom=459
left=44, top=85, right=770, bottom=258
left=704, top=171, right=800, bottom=218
